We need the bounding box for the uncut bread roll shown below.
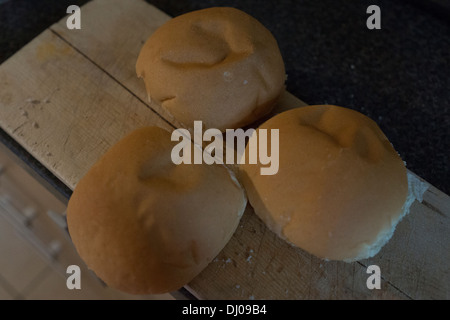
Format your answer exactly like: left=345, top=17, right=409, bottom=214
left=136, top=7, right=286, bottom=132
left=239, top=105, right=408, bottom=262
left=66, top=126, right=246, bottom=294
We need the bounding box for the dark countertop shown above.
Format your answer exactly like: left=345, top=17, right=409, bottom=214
left=1, top=0, right=449, bottom=196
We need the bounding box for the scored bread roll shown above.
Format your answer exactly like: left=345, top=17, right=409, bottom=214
left=239, top=105, right=409, bottom=262
left=66, top=126, right=247, bottom=294
left=136, top=7, right=286, bottom=132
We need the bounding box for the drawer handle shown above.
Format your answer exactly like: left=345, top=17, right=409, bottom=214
left=0, top=195, right=62, bottom=263
left=0, top=195, right=35, bottom=225
left=48, top=240, right=62, bottom=259
left=47, top=210, right=68, bottom=229
left=0, top=195, right=38, bottom=226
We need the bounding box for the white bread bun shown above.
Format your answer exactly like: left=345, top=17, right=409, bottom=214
left=239, top=105, right=409, bottom=262
left=66, top=126, right=246, bottom=294
left=136, top=7, right=286, bottom=132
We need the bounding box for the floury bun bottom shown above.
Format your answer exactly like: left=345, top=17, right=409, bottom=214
left=66, top=126, right=247, bottom=295
left=136, top=7, right=286, bottom=132
left=239, top=105, right=420, bottom=262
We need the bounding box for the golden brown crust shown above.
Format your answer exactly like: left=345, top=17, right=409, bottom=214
left=67, top=126, right=246, bottom=294
left=136, top=7, right=286, bottom=131
left=239, top=105, right=408, bottom=261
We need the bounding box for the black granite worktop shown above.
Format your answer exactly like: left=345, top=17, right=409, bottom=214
left=0, top=0, right=449, bottom=196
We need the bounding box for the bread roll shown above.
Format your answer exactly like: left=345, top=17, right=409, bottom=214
left=239, top=105, right=408, bottom=262
left=136, top=7, right=286, bottom=132
left=66, top=126, right=247, bottom=294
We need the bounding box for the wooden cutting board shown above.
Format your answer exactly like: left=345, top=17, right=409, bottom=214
left=0, top=0, right=448, bottom=299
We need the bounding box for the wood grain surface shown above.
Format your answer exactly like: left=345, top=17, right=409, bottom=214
left=0, top=0, right=448, bottom=299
